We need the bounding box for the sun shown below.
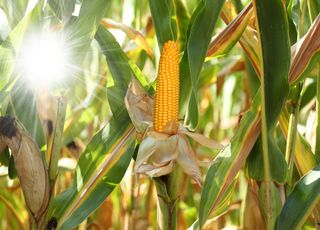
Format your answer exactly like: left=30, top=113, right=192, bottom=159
left=17, top=30, right=71, bottom=90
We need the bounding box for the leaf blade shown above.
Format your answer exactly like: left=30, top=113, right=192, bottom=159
left=276, top=164, right=320, bottom=229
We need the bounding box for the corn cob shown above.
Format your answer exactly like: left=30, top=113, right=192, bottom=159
left=154, top=41, right=179, bottom=134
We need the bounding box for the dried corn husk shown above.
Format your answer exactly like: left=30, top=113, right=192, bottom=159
left=0, top=116, right=50, bottom=222
left=125, top=78, right=154, bottom=135
left=0, top=137, right=7, bottom=153
left=125, top=80, right=224, bottom=186
left=36, top=90, right=58, bottom=138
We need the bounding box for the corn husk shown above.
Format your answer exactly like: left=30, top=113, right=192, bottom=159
left=0, top=137, right=7, bottom=153
left=0, top=116, right=50, bottom=221
left=36, top=90, right=58, bottom=138
left=125, top=78, right=154, bottom=135
left=135, top=130, right=204, bottom=186
left=135, top=131, right=178, bottom=177
left=125, top=80, right=224, bottom=186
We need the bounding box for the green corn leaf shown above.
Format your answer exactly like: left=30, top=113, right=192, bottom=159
left=47, top=0, right=76, bottom=21
left=95, top=26, right=132, bottom=115
left=0, top=3, right=42, bottom=88
left=179, top=49, right=191, bottom=113
left=245, top=56, right=260, bottom=97
left=48, top=112, right=135, bottom=229
left=0, top=187, right=27, bottom=229
left=198, top=92, right=261, bottom=228
left=191, top=181, right=236, bottom=229
left=300, top=80, right=316, bottom=109
left=254, top=0, right=290, bottom=183
left=298, top=0, right=312, bottom=37
left=253, top=0, right=291, bottom=226
left=183, top=0, right=225, bottom=130
left=287, top=0, right=299, bottom=39
left=187, top=0, right=224, bottom=88
left=0, top=5, right=43, bottom=147
left=63, top=25, right=145, bottom=144
left=62, top=74, right=110, bottom=145
left=276, top=163, right=320, bottom=230
left=307, top=0, right=320, bottom=22
left=173, top=0, right=189, bottom=52
left=48, top=26, right=136, bottom=229
left=6, top=80, right=45, bottom=148
left=148, top=0, right=176, bottom=50
left=64, top=0, right=110, bottom=65
left=246, top=134, right=287, bottom=183
left=0, top=0, right=30, bottom=28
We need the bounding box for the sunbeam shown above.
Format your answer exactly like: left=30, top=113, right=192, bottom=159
left=16, top=29, right=72, bottom=90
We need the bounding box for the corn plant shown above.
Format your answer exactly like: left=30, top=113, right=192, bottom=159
left=0, top=0, right=320, bottom=229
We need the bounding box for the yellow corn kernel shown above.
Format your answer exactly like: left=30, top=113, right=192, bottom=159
left=154, top=41, right=179, bottom=134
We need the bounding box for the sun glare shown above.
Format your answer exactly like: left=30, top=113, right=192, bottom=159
left=17, top=30, right=71, bottom=89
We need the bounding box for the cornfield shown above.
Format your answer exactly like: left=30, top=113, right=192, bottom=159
left=0, top=0, right=319, bottom=229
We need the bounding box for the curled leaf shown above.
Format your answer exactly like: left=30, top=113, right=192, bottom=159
left=289, top=15, right=320, bottom=84
left=179, top=125, right=224, bottom=150
left=221, top=2, right=261, bottom=77
left=0, top=116, right=50, bottom=222
left=207, top=3, right=253, bottom=57
left=101, top=18, right=153, bottom=57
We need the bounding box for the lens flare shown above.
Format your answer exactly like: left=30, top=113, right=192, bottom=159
left=17, top=30, right=71, bottom=89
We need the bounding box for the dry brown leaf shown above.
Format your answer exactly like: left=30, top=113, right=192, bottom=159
left=243, top=181, right=266, bottom=230
left=97, top=198, right=113, bottom=229
left=177, top=135, right=203, bottom=186
left=179, top=125, right=224, bottom=150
